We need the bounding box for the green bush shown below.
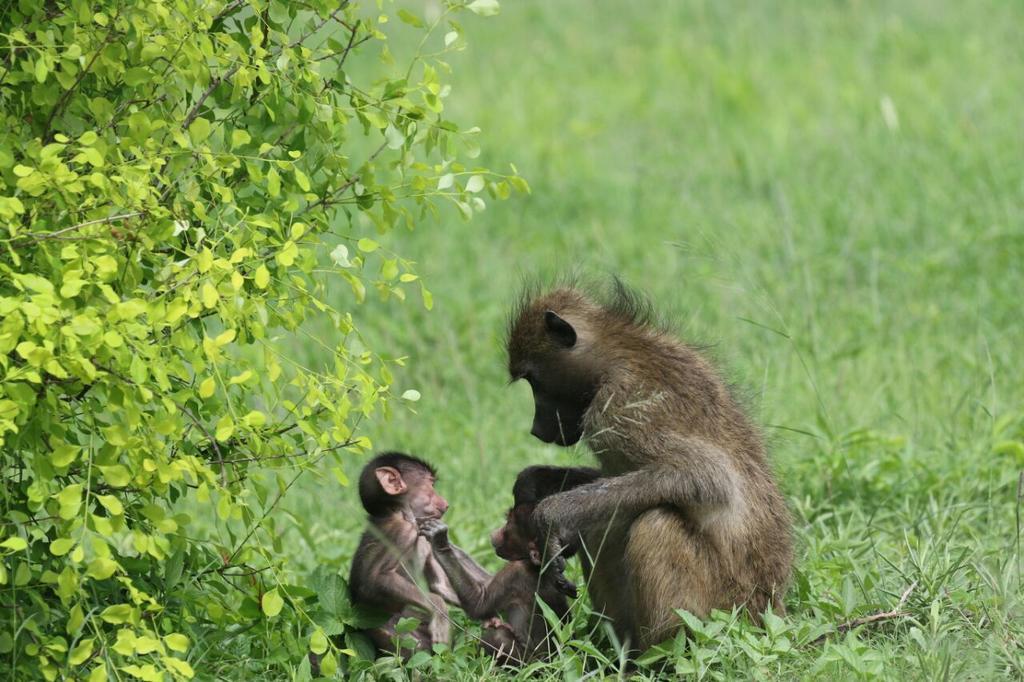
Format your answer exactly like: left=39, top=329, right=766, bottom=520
left=0, top=1, right=522, bottom=679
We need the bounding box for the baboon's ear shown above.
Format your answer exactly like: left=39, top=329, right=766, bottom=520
left=374, top=467, right=407, bottom=496
left=544, top=310, right=577, bottom=348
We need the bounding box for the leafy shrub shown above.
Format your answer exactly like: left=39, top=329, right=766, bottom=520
left=0, top=1, right=521, bottom=679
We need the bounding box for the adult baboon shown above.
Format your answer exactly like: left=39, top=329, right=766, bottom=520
left=505, top=281, right=792, bottom=650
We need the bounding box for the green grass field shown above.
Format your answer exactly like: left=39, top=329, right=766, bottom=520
left=284, top=1, right=1024, bottom=678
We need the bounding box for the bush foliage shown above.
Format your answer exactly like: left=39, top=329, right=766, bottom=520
left=0, top=0, right=521, bottom=679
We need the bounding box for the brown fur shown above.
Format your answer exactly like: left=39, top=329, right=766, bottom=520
left=506, top=284, right=793, bottom=650
left=420, top=466, right=599, bottom=664
left=347, top=452, right=491, bottom=658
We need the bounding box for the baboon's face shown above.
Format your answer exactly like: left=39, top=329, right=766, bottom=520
left=510, top=310, right=600, bottom=447
left=490, top=505, right=534, bottom=560
left=524, top=368, right=593, bottom=445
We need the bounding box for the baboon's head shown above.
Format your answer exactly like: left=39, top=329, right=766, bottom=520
left=506, top=288, right=604, bottom=446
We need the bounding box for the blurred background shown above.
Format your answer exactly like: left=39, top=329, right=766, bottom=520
left=283, top=0, right=1021, bottom=672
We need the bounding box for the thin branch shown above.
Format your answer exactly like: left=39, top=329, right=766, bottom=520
left=222, top=439, right=356, bottom=466
left=179, top=404, right=228, bottom=487
left=18, top=211, right=144, bottom=242
left=313, top=35, right=372, bottom=63
left=98, top=94, right=168, bottom=134
left=44, top=27, right=116, bottom=140
left=211, top=0, right=248, bottom=27
left=305, top=142, right=388, bottom=213
left=181, top=63, right=241, bottom=131
left=197, top=561, right=272, bottom=579
left=336, top=17, right=361, bottom=67
left=289, top=5, right=348, bottom=50
left=0, top=514, right=60, bottom=528
left=809, top=581, right=918, bottom=646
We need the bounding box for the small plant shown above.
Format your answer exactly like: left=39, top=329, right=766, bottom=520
left=0, top=1, right=523, bottom=679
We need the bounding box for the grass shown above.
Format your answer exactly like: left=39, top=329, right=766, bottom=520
left=280, top=0, right=1024, bottom=678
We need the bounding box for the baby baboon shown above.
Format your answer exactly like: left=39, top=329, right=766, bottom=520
left=506, top=281, right=793, bottom=650
left=348, top=451, right=490, bottom=658
left=421, top=465, right=601, bottom=664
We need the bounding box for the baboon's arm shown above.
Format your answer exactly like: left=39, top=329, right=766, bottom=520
left=424, top=543, right=491, bottom=607
left=534, top=437, right=737, bottom=534
left=433, top=551, right=525, bottom=620
left=421, top=520, right=523, bottom=620
left=359, top=562, right=445, bottom=617
left=447, top=544, right=493, bottom=584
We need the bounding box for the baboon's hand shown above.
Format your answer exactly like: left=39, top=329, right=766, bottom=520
left=535, top=537, right=576, bottom=598
left=532, top=497, right=565, bottom=540
left=418, top=518, right=450, bottom=549
left=483, top=617, right=513, bottom=633
left=553, top=572, right=578, bottom=599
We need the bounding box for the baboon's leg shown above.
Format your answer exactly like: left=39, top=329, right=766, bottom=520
left=624, top=507, right=721, bottom=650
left=580, top=523, right=636, bottom=647
left=425, top=593, right=450, bottom=646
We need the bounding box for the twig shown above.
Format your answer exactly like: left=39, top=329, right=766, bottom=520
left=336, top=18, right=361, bottom=67
left=181, top=63, right=241, bottom=130
left=178, top=404, right=228, bottom=487
left=18, top=211, right=144, bottom=242
left=312, top=35, right=372, bottom=63
left=0, top=514, right=60, bottom=528
left=306, top=142, right=388, bottom=212
left=44, top=27, right=116, bottom=140
left=288, top=5, right=348, bottom=50
left=809, top=581, right=917, bottom=646
left=211, top=0, right=247, bottom=27
left=222, top=439, right=356, bottom=466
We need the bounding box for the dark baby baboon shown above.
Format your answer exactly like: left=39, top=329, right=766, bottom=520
left=421, top=465, right=601, bottom=664
left=347, top=451, right=490, bottom=658
left=505, top=281, right=793, bottom=650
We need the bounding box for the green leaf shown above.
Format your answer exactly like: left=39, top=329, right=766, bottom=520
left=266, top=168, right=281, bottom=196
left=99, top=604, right=133, bottom=624
left=397, top=9, right=424, bottom=27
left=86, top=557, right=118, bottom=580
left=320, top=651, right=337, bottom=677
left=68, top=637, right=94, bottom=665
left=330, top=244, right=351, bottom=268
left=98, top=465, right=132, bottom=487
left=357, top=238, right=379, bottom=253
left=276, top=241, right=298, bottom=266
left=201, top=282, right=219, bottom=309
left=96, top=495, right=124, bottom=516
left=254, top=265, right=270, bottom=289
left=188, top=117, right=211, bottom=145
left=0, top=536, right=27, bottom=552
left=395, top=617, right=420, bottom=634
left=50, top=538, right=76, bottom=556
left=164, top=633, right=189, bottom=653
left=310, top=628, right=328, bottom=655
left=215, top=415, right=234, bottom=441
left=294, top=168, right=311, bottom=192
left=384, top=124, right=405, bottom=150
left=231, top=129, right=251, bottom=148
left=262, top=588, right=284, bottom=618
left=467, top=0, right=501, bottom=16
left=242, top=410, right=266, bottom=427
